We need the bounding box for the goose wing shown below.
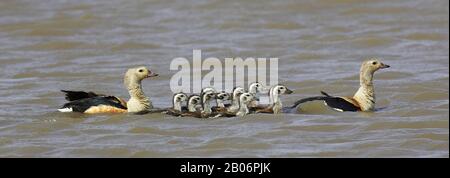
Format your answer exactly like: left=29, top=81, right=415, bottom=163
left=59, top=96, right=127, bottom=113
left=61, top=90, right=104, bottom=101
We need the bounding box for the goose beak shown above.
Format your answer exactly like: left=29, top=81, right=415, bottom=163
left=147, top=72, right=159, bottom=78
left=380, top=63, right=390, bottom=69
left=285, top=88, right=294, bottom=94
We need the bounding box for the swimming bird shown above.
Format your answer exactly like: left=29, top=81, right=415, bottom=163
left=236, top=92, right=257, bottom=117
left=254, top=84, right=294, bottom=114
left=289, top=59, right=390, bottom=112
left=212, top=91, right=231, bottom=112
left=213, top=92, right=257, bottom=118
left=179, top=91, right=216, bottom=118
left=58, top=66, right=158, bottom=114
left=248, top=82, right=266, bottom=107
left=186, top=95, right=202, bottom=112
left=226, top=87, right=245, bottom=113
left=200, top=90, right=217, bottom=115
left=164, top=92, right=188, bottom=116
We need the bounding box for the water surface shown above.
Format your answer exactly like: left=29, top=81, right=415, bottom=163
left=0, top=0, right=448, bottom=157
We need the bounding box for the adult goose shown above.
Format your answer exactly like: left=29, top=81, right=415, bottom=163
left=58, top=66, right=158, bottom=114
left=289, top=59, right=390, bottom=112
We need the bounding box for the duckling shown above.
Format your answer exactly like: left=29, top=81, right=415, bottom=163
left=226, top=87, right=245, bottom=113
left=213, top=92, right=257, bottom=118
left=212, top=91, right=231, bottom=112
left=255, top=84, right=294, bottom=114
left=288, top=59, right=390, bottom=112
left=186, top=95, right=202, bottom=112
left=236, top=93, right=257, bottom=117
left=248, top=82, right=267, bottom=107
left=164, top=92, right=188, bottom=116
left=59, top=66, right=159, bottom=114
left=200, top=90, right=217, bottom=114
left=180, top=91, right=216, bottom=118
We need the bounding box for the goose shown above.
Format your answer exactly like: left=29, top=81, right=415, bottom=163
left=255, top=85, right=294, bottom=114
left=248, top=82, right=266, bottom=107
left=289, top=59, right=390, bottom=112
left=200, top=90, right=217, bottom=115
left=164, top=92, right=188, bottom=116
left=212, top=92, right=257, bottom=118
left=186, top=95, right=202, bottom=112
left=58, top=66, right=158, bottom=114
left=212, top=91, right=231, bottom=112
left=236, top=93, right=257, bottom=117
left=180, top=91, right=216, bottom=118
left=226, top=87, right=246, bottom=113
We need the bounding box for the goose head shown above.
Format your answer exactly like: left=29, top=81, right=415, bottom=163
left=172, top=92, right=187, bottom=111
left=173, top=92, right=188, bottom=104
left=249, top=82, right=267, bottom=94
left=187, top=95, right=201, bottom=112
left=232, top=87, right=245, bottom=99
left=360, top=58, right=390, bottom=86
left=216, top=91, right=231, bottom=107
left=216, top=91, right=231, bottom=101
left=201, top=91, right=216, bottom=103
left=124, top=66, right=158, bottom=88
left=361, top=58, right=390, bottom=74
left=272, top=85, right=294, bottom=95
left=239, top=92, right=256, bottom=105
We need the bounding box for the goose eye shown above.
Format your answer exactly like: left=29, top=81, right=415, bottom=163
left=372, top=61, right=377, bottom=65
left=139, top=69, right=144, bottom=73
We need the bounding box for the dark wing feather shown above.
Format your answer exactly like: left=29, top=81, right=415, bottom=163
left=289, top=91, right=360, bottom=112
left=61, top=90, right=103, bottom=101
left=288, top=96, right=328, bottom=109
left=60, top=96, right=127, bottom=113
left=322, top=97, right=360, bottom=112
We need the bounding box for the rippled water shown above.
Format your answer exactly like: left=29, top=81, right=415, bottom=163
left=0, top=0, right=448, bottom=157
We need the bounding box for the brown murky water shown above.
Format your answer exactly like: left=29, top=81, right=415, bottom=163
left=0, top=0, right=448, bottom=157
